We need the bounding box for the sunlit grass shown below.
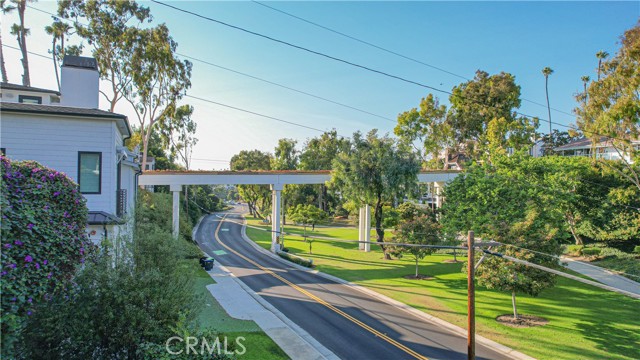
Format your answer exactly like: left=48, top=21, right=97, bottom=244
left=245, top=216, right=640, bottom=360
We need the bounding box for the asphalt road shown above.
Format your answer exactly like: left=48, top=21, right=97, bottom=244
left=195, top=207, right=512, bottom=360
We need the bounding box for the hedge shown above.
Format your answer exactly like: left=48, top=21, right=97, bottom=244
left=276, top=251, right=314, bottom=268
left=0, top=156, right=90, bottom=353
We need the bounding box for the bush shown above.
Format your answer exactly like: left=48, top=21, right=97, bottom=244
left=581, top=247, right=602, bottom=256
left=0, top=157, right=90, bottom=354
left=634, top=246, right=640, bottom=255
left=277, top=251, right=313, bottom=268
left=20, top=192, right=203, bottom=359
left=564, top=244, right=584, bottom=256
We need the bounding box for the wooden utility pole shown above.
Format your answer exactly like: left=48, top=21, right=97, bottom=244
left=467, top=231, right=475, bottom=360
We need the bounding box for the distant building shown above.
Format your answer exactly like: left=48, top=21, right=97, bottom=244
left=554, top=137, right=639, bottom=162
left=0, top=55, right=139, bottom=243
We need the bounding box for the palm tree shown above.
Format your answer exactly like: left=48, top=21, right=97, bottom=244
left=0, top=0, right=16, bottom=83
left=580, top=75, right=590, bottom=104
left=542, top=67, right=554, bottom=138
left=596, top=51, right=609, bottom=81
left=10, top=0, right=33, bottom=86
left=45, top=20, right=72, bottom=91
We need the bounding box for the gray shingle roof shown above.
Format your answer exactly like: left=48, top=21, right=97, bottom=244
left=1, top=82, right=61, bottom=95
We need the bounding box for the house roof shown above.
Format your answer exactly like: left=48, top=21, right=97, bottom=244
left=1, top=82, right=61, bottom=96
left=88, top=211, right=123, bottom=225
left=0, top=102, right=131, bottom=138
left=554, top=136, right=610, bottom=151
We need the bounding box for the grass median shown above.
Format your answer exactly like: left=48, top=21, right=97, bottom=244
left=245, top=216, right=639, bottom=360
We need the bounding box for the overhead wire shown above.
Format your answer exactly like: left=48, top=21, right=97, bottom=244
left=251, top=0, right=576, bottom=117
left=151, top=0, right=631, bottom=144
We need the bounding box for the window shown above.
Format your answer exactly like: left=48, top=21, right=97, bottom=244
left=0, top=148, right=5, bottom=156
left=18, top=95, right=42, bottom=104
left=78, top=152, right=101, bottom=194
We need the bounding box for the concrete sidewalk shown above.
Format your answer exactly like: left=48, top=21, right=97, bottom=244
left=562, top=257, right=640, bottom=296
left=205, top=264, right=339, bottom=360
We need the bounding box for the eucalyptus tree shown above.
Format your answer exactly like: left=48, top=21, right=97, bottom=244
left=331, top=130, right=420, bottom=259
left=58, top=0, right=152, bottom=111
left=126, top=24, right=192, bottom=171
left=0, top=0, right=15, bottom=83
left=10, top=0, right=33, bottom=85
left=576, top=24, right=640, bottom=190
left=542, top=67, right=554, bottom=137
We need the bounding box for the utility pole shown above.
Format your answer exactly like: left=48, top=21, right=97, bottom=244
left=467, top=231, right=475, bottom=360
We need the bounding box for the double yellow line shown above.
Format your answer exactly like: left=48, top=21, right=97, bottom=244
left=213, top=214, right=428, bottom=360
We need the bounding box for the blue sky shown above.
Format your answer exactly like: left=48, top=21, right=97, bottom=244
left=2, top=1, right=637, bottom=169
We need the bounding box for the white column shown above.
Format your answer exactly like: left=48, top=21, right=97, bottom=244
left=364, top=204, right=371, bottom=252
left=358, top=207, right=365, bottom=250
left=170, top=184, right=182, bottom=239
left=271, top=184, right=283, bottom=252
left=434, top=181, right=445, bottom=208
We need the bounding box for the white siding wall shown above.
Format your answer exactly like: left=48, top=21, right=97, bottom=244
left=0, top=113, right=117, bottom=214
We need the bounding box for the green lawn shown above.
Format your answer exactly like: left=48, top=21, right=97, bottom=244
left=193, top=268, right=289, bottom=360
left=245, top=217, right=640, bottom=360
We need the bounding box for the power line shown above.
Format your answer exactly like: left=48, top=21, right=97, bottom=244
left=176, top=53, right=395, bottom=124
left=152, top=1, right=629, bottom=143
left=251, top=1, right=575, bottom=117
left=185, top=94, right=327, bottom=133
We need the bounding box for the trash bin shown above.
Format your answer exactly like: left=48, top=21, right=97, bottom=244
left=199, top=256, right=209, bottom=267
left=203, top=257, right=214, bottom=271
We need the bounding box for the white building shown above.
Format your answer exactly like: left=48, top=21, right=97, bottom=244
left=554, top=137, right=639, bottom=162
left=0, top=56, right=139, bottom=242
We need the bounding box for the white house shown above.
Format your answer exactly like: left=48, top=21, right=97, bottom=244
left=554, top=137, right=639, bottom=162
left=0, top=55, right=139, bottom=242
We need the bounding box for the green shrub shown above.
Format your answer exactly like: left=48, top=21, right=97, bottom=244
left=634, top=246, right=640, bottom=255
left=0, top=156, right=90, bottom=354
left=277, top=251, right=313, bottom=268
left=564, top=244, right=584, bottom=256
left=581, top=247, right=602, bottom=256
left=20, top=193, right=202, bottom=359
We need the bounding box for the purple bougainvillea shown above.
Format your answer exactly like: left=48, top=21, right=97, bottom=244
left=0, top=155, right=90, bottom=340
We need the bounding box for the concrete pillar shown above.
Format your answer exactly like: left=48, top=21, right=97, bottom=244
left=358, top=207, right=365, bottom=250
left=358, top=205, right=371, bottom=252
left=170, top=184, right=182, bottom=239
left=434, top=181, right=445, bottom=208
left=364, top=205, right=371, bottom=252
left=271, top=184, right=283, bottom=252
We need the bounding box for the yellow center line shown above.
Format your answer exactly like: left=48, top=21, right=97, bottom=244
left=213, top=214, right=428, bottom=360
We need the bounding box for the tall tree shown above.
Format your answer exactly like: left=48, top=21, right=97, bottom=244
left=44, top=20, right=73, bottom=91
left=542, top=67, right=554, bottom=137
left=126, top=24, right=192, bottom=171
left=576, top=23, right=640, bottom=190
left=58, top=0, right=152, bottom=111
left=580, top=75, right=590, bottom=103
left=0, top=0, right=15, bottom=83
left=299, top=130, right=350, bottom=212
left=10, top=0, right=32, bottom=86
left=230, top=150, right=272, bottom=218
left=595, top=50, right=609, bottom=81
left=331, top=130, right=420, bottom=259
left=394, top=94, right=452, bottom=168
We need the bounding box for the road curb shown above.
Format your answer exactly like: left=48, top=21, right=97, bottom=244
left=195, top=214, right=339, bottom=360
left=238, top=216, right=536, bottom=360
